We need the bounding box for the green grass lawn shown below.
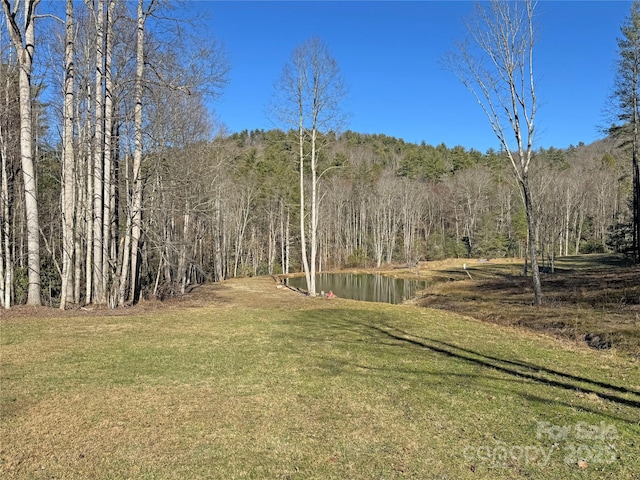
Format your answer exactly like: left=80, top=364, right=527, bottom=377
left=1, top=278, right=639, bottom=479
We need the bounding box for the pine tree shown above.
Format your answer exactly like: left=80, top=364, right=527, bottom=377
left=612, top=0, right=640, bottom=263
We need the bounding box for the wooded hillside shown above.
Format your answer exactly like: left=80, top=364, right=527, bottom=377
left=4, top=116, right=631, bottom=307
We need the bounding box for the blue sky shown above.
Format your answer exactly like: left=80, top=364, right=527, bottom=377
left=199, top=1, right=631, bottom=152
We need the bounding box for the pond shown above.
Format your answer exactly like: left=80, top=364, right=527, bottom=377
left=286, top=273, right=427, bottom=304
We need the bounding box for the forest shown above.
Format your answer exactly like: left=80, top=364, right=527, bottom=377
left=0, top=0, right=635, bottom=308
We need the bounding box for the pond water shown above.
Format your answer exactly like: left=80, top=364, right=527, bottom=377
left=286, top=273, right=427, bottom=304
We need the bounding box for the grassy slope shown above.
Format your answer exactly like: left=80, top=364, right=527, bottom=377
left=393, top=254, right=640, bottom=354
left=1, top=277, right=639, bottom=479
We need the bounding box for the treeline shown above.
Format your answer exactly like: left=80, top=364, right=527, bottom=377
left=8, top=121, right=631, bottom=307
left=214, top=130, right=628, bottom=274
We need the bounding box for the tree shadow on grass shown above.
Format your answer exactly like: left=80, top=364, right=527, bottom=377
left=365, top=322, right=640, bottom=409
left=295, top=309, right=640, bottom=411
left=389, top=326, right=640, bottom=397
left=315, top=353, right=638, bottom=425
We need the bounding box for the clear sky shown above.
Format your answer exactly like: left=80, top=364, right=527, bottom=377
left=197, top=1, right=631, bottom=152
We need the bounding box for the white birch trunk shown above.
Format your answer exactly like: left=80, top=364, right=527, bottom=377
left=102, top=0, right=115, bottom=304
left=285, top=205, right=290, bottom=275
left=279, top=199, right=286, bottom=275
left=309, top=127, right=317, bottom=296
left=298, top=84, right=311, bottom=294
left=60, top=0, right=75, bottom=309
left=179, top=210, right=189, bottom=294
left=73, top=81, right=85, bottom=304
left=117, top=155, right=131, bottom=306
left=213, top=195, right=223, bottom=282
left=92, top=0, right=105, bottom=304
left=0, top=48, right=13, bottom=308
left=84, top=128, right=92, bottom=302
left=122, top=0, right=148, bottom=304
left=2, top=0, right=41, bottom=305
left=0, top=115, right=10, bottom=308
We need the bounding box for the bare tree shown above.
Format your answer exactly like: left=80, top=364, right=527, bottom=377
left=0, top=22, right=18, bottom=308
left=118, top=0, right=156, bottom=306
left=273, top=37, right=346, bottom=296
left=102, top=0, right=116, bottom=302
left=446, top=0, right=543, bottom=304
left=89, top=0, right=105, bottom=304
left=2, top=0, right=41, bottom=306
left=60, top=0, right=75, bottom=309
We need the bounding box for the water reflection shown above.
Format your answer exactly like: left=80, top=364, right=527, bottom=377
left=286, top=273, right=426, bottom=304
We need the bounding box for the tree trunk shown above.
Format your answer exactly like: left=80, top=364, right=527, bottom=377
left=634, top=113, right=640, bottom=264
left=0, top=66, right=12, bottom=308
left=522, top=174, right=542, bottom=305
left=84, top=130, right=92, bottom=302
left=117, top=156, right=131, bottom=306
left=179, top=211, right=189, bottom=294
left=298, top=105, right=311, bottom=293
left=73, top=81, right=86, bottom=304
left=564, top=193, right=570, bottom=256
left=213, top=196, right=223, bottom=282
left=0, top=139, right=8, bottom=308
left=102, top=0, right=115, bottom=303
left=279, top=199, right=286, bottom=275
left=90, top=0, right=105, bottom=304
left=285, top=205, right=290, bottom=274
left=127, top=0, right=147, bottom=304
left=309, top=127, right=317, bottom=296
left=60, top=0, right=75, bottom=309
left=2, top=0, right=41, bottom=306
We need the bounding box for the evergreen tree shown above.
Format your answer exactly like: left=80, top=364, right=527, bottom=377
left=611, top=0, right=640, bottom=263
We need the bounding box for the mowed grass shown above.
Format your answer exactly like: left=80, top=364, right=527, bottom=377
left=1, top=278, right=639, bottom=479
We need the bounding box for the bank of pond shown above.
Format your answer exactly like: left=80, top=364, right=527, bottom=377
left=285, top=273, right=427, bottom=304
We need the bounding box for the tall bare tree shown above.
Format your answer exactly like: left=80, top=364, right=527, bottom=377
left=102, top=0, right=116, bottom=302
left=447, top=0, right=543, bottom=305
left=273, top=37, right=346, bottom=296
left=90, top=0, right=105, bottom=304
left=118, top=0, right=153, bottom=305
left=2, top=0, right=41, bottom=305
left=0, top=22, right=18, bottom=308
left=60, top=0, right=75, bottom=309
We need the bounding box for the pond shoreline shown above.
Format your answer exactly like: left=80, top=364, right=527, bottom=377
left=278, top=272, right=427, bottom=305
